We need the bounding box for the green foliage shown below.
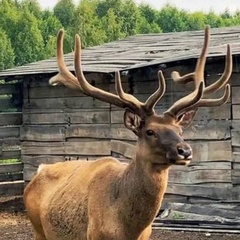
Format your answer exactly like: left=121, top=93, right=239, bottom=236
left=157, top=4, right=189, bottom=32
left=13, top=7, right=45, bottom=65
left=0, top=0, right=240, bottom=71
left=53, top=0, right=76, bottom=28
left=0, top=27, right=15, bottom=70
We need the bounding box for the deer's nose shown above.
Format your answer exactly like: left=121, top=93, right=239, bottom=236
left=177, top=145, right=192, bottom=159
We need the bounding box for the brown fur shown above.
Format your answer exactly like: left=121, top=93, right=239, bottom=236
left=24, top=26, right=232, bottom=240
left=24, top=115, right=191, bottom=240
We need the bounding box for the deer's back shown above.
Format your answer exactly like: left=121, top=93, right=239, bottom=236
left=24, top=157, right=127, bottom=240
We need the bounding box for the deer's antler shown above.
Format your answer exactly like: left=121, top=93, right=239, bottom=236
left=165, top=26, right=232, bottom=117
left=50, top=30, right=167, bottom=117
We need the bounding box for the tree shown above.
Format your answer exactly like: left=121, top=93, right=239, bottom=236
left=13, top=7, right=45, bottom=65
left=157, top=4, right=188, bottom=32
left=205, top=11, right=223, bottom=28
left=21, top=0, right=42, bottom=19
left=0, top=0, right=20, bottom=41
left=53, top=0, right=76, bottom=28
left=73, top=0, right=106, bottom=47
left=40, top=10, right=62, bottom=58
left=138, top=4, right=162, bottom=33
left=186, top=12, right=207, bottom=30
left=0, top=28, right=15, bottom=70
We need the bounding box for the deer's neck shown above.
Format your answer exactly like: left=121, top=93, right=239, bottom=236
left=117, top=144, right=170, bottom=233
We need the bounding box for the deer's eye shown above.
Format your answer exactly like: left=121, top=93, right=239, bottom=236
left=146, top=130, right=155, bottom=136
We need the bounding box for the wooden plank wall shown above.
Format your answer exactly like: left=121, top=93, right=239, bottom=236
left=0, top=80, right=23, bottom=196
left=22, top=60, right=239, bottom=203
left=22, top=75, right=112, bottom=181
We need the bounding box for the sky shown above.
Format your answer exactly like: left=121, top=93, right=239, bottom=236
left=38, top=0, right=240, bottom=13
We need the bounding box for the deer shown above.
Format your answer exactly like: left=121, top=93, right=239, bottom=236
left=24, top=26, right=232, bottom=240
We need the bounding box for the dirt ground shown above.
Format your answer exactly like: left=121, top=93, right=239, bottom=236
left=0, top=196, right=240, bottom=240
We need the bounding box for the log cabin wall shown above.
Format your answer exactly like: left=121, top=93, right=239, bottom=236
left=21, top=55, right=240, bottom=204
left=0, top=79, right=23, bottom=196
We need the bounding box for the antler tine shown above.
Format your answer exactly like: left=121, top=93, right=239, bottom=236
left=171, top=26, right=210, bottom=87
left=144, top=70, right=166, bottom=114
left=204, top=44, right=232, bottom=94
left=115, top=70, right=166, bottom=116
left=192, top=84, right=230, bottom=109
left=49, top=30, right=81, bottom=90
left=114, top=71, right=143, bottom=115
left=74, top=34, right=130, bottom=109
left=166, top=82, right=204, bottom=117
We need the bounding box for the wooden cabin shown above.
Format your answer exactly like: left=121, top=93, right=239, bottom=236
left=0, top=26, right=240, bottom=204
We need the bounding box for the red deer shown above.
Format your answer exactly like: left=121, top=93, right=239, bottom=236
left=24, top=26, right=232, bottom=240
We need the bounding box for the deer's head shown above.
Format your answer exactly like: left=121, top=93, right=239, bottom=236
left=50, top=26, right=232, bottom=167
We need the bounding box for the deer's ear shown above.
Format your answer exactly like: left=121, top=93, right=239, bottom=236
left=124, top=109, right=142, bottom=135
left=177, top=109, right=198, bottom=129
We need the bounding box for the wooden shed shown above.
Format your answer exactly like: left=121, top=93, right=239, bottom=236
left=1, top=26, right=240, bottom=205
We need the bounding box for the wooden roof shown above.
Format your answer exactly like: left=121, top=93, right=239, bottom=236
left=1, top=26, right=240, bottom=79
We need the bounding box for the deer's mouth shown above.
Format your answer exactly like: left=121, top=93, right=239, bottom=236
left=172, top=159, right=191, bottom=165
left=167, top=153, right=192, bottom=165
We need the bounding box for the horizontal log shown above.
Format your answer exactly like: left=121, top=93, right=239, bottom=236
left=172, top=161, right=231, bottom=171
left=189, top=140, right=232, bottom=162
left=22, top=155, right=65, bottom=167
left=166, top=183, right=232, bottom=200
left=0, top=181, right=24, bottom=197
left=64, top=141, right=111, bottom=155
left=232, top=170, right=240, bottom=184
left=20, top=125, right=66, bottom=142
left=233, top=152, right=240, bottom=162
left=110, top=124, right=137, bottom=141
left=0, top=163, right=23, bottom=174
left=111, top=140, right=135, bottom=159
left=0, top=150, right=21, bottom=160
left=162, top=194, right=188, bottom=205
left=232, top=105, right=240, bottom=119
left=25, top=72, right=107, bottom=88
left=25, top=85, right=85, bottom=99
left=23, top=164, right=37, bottom=181
left=0, top=172, right=23, bottom=182
left=184, top=120, right=230, bottom=140
left=0, top=112, right=22, bottom=126
left=23, top=112, right=68, bottom=124
left=231, top=130, right=240, bottom=147
left=69, top=110, right=110, bottom=124
left=21, top=142, right=63, bottom=155
left=66, top=124, right=110, bottom=139
left=232, top=87, right=240, bottom=104
left=111, top=104, right=230, bottom=124
left=24, top=96, right=110, bottom=109
left=24, top=83, right=109, bottom=99
left=232, top=185, right=240, bottom=200
left=232, top=162, right=240, bottom=169
left=21, top=141, right=111, bottom=155
left=169, top=169, right=231, bottom=184
left=23, top=109, right=110, bottom=124
left=0, top=126, right=20, bottom=139
left=110, top=121, right=230, bottom=141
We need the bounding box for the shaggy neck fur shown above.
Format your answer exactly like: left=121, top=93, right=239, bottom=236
left=115, top=141, right=170, bottom=238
